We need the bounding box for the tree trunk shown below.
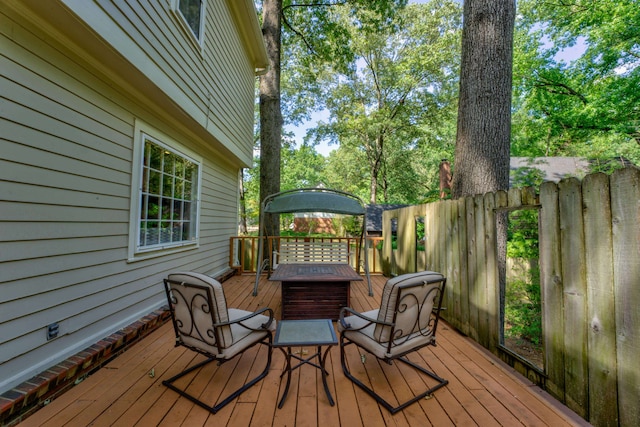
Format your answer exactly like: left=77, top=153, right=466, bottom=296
left=368, top=134, right=384, bottom=204
left=452, top=0, right=515, bottom=199
left=259, top=0, right=283, bottom=238
left=453, top=0, right=515, bottom=348
left=370, top=173, right=378, bottom=204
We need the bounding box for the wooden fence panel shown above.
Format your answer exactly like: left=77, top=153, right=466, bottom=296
left=495, top=190, right=509, bottom=344
left=425, top=201, right=437, bottom=271
left=522, top=186, right=538, bottom=205
left=508, top=187, right=523, bottom=208
left=558, top=178, right=588, bottom=418
left=444, top=200, right=456, bottom=317
left=611, top=167, right=640, bottom=427
left=484, top=192, right=499, bottom=351
left=381, top=210, right=394, bottom=274
left=465, top=195, right=479, bottom=341
left=456, top=197, right=470, bottom=336
left=583, top=173, right=618, bottom=426
left=474, top=194, right=489, bottom=347
left=379, top=168, right=639, bottom=426
left=436, top=200, right=449, bottom=312
left=396, top=205, right=415, bottom=275
left=537, top=182, right=565, bottom=401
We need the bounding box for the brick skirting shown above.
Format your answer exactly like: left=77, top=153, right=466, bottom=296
left=0, top=307, right=172, bottom=426
left=0, top=268, right=237, bottom=426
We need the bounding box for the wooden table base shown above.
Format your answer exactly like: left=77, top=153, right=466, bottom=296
left=281, top=280, right=350, bottom=320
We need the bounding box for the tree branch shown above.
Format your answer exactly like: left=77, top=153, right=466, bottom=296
left=281, top=13, right=316, bottom=53
left=534, top=77, right=588, bottom=104
left=281, top=1, right=348, bottom=54
left=283, top=1, right=347, bottom=13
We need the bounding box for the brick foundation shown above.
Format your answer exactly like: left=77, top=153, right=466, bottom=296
left=0, top=267, right=238, bottom=426
left=0, top=307, right=172, bottom=426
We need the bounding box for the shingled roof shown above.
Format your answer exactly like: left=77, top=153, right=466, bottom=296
left=510, top=157, right=591, bottom=185
left=366, top=204, right=407, bottom=235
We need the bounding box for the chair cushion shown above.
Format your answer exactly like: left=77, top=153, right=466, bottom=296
left=340, top=309, right=435, bottom=359
left=167, top=271, right=233, bottom=349
left=374, top=271, right=444, bottom=342
left=222, top=309, right=276, bottom=359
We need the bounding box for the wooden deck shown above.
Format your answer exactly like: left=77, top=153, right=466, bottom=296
left=20, top=274, right=589, bottom=427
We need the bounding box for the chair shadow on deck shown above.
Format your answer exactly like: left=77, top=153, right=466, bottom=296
left=338, top=271, right=449, bottom=414
left=162, top=272, right=276, bottom=414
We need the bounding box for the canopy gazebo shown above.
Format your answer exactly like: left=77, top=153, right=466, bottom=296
left=252, top=188, right=372, bottom=297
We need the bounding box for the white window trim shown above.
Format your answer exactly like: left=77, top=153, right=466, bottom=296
left=128, top=119, right=202, bottom=262
left=171, top=0, right=207, bottom=50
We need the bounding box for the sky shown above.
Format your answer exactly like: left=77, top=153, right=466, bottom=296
left=284, top=1, right=588, bottom=158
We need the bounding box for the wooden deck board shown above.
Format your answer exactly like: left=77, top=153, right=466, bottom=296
left=19, top=274, right=590, bottom=427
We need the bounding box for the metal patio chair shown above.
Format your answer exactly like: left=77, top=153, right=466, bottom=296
left=162, top=272, right=275, bottom=413
left=338, top=271, right=448, bottom=414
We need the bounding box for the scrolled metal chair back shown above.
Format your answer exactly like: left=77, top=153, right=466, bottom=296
left=374, top=272, right=446, bottom=350
left=164, top=272, right=233, bottom=354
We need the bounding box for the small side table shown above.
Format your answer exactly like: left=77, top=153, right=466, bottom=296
left=273, top=319, right=338, bottom=408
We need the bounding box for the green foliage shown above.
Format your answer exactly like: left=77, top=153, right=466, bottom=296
left=510, top=167, right=545, bottom=189
left=415, top=218, right=425, bottom=251
left=507, top=209, right=539, bottom=259
left=513, top=0, right=640, bottom=162
left=322, top=146, right=370, bottom=201
left=338, top=215, right=363, bottom=237
left=281, top=143, right=326, bottom=190
left=245, top=0, right=640, bottom=231
left=278, top=0, right=409, bottom=126
left=505, top=209, right=542, bottom=348
left=505, top=274, right=542, bottom=346
left=242, top=158, right=261, bottom=227
left=307, top=1, right=461, bottom=203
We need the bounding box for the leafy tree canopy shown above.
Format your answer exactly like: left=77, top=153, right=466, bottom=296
left=306, top=1, right=462, bottom=203
left=513, top=0, right=640, bottom=166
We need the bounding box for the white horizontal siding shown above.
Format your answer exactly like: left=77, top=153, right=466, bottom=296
left=0, top=181, right=129, bottom=210
left=0, top=221, right=125, bottom=242
left=57, top=0, right=257, bottom=166
left=0, top=0, right=253, bottom=392
left=198, top=159, right=241, bottom=271
left=203, top=0, right=256, bottom=144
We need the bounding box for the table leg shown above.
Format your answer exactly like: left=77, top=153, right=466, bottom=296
left=277, top=347, right=293, bottom=409
left=277, top=345, right=336, bottom=408
left=320, top=345, right=335, bottom=406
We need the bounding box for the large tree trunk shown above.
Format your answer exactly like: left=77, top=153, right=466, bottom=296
left=259, top=0, right=283, bottom=238
left=452, top=0, right=515, bottom=199
left=452, top=0, right=515, bottom=345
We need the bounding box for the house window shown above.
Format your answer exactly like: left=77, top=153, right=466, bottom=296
left=130, top=124, right=201, bottom=259
left=175, top=0, right=206, bottom=42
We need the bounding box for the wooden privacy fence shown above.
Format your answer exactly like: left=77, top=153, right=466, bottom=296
left=381, top=167, right=639, bottom=427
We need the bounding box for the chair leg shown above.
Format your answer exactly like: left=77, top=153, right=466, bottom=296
left=340, top=338, right=448, bottom=414
left=163, top=335, right=273, bottom=414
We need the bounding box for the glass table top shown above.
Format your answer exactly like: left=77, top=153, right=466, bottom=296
left=273, top=319, right=338, bottom=347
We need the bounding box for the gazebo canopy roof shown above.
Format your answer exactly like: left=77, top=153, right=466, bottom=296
left=262, top=188, right=365, bottom=215
left=254, top=187, right=372, bottom=297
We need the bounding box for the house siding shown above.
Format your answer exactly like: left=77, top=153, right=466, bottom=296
left=62, top=0, right=258, bottom=165
left=0, top=0, right=262, bottom=393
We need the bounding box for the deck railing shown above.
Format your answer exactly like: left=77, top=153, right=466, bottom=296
left=229, top=235, right=384, bottom=274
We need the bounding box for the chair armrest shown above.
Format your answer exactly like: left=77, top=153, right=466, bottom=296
left=216, top=307, right=275, bottom=331
left=339, top=307, right=393, bottom=331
